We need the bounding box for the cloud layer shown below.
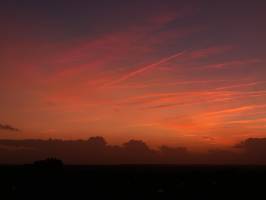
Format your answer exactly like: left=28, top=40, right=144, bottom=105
left=0, top=137, right=266, bottom=164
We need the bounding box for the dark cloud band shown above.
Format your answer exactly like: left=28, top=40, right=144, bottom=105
left=0, top=124, right=20, bottom=132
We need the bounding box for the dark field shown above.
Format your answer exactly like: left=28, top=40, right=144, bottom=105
left=1, top=164, right=266, bottom=199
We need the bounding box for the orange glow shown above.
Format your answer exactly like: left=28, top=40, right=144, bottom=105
left=1, top=2, right=266, bottom=152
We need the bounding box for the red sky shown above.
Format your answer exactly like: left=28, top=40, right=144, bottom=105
left=0, top=1, right=266, bottom=150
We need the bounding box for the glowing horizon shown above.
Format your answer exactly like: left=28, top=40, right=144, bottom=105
left=1, top=1, right=266, bottom=150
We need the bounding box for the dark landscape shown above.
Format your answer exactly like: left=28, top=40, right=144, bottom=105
left=1, top=162, right=266, bottom=199
left=1, top=137, right=266, bottom=199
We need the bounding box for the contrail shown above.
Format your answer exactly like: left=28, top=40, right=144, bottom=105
left=104, top=50, right=187, bottom=87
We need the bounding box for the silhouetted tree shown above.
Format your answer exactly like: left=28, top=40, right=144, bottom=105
left=123, top=140, right=150, bottom=152
left=87, top=136, right=107, bottom=147
left=236, top=138, right=266, bottom=164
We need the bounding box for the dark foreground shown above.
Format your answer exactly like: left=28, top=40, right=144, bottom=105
left=1, top=164, right=266, bottom=199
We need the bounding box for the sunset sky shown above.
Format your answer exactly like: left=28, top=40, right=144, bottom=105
left=1, top=1, right=266, bottom=150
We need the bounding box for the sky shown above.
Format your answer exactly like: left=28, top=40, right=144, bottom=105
left=0, top=0, right=266, bottom=150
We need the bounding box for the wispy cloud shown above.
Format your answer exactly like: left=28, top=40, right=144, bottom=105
left=214, top=81, right=264, bottom=90
left=0, top=124, right=20, bottom=132
left=201, top=59, right=262, bottom=69
left=104, top=51, right=187, bottom=86
left=187, top=46, right=233, bottom=60
left=203, top=106, right=259, bottom=117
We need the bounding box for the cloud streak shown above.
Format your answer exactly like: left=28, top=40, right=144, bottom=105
left=0, top=124, right=20, bottom=132
left=104, top=51, right=187, bottom=86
